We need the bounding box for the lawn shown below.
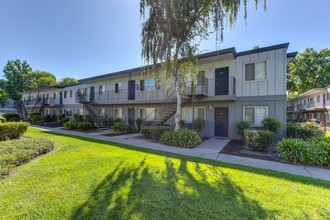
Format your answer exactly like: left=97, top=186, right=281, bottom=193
left=0, top=128, right=329, bottom=220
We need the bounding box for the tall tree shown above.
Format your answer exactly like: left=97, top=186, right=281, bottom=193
left=140, top=0, right=265, bottom=130
left=3, top=59, right=32, bottom=100
left=57, top=77, right=79, bottom=87
left=28, top=70, right=57, bottom=89
left=287, top=48, right=330, bottom=98
left=0, top=88, right=9, bottom=108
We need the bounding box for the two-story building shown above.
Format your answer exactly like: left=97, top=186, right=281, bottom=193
left=22, top=43, right=296, bottom=139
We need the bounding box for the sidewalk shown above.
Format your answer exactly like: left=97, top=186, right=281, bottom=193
left=32, top=126, right=330, bottom=181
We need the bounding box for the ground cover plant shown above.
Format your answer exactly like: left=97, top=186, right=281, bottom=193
left=0, top=128, right=329, bottom=219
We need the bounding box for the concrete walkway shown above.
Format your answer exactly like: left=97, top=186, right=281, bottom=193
left=32, top=126, right=330, bottom=181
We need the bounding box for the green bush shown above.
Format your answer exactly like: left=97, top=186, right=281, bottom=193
left=193, top=118, right=206, bottom=134
left=0, top=122, right=29, bottom=140
left=51, top=114, right=58, bottom=122
left=287, top=125, right=298, bottom=138
left=59, top=114, right=66, bottom=122
left=77, top=121, right=93, bottom=130
left=9, top=117, right=19, bottom=122
left=114, top=118, right=123, bottom=124
left=108, top=118, right=115, bottom=128
left=63, top=120, right=79, bottom=129
left=112, top=122, right=136, bottom=134
left=2, top=113, right=19, bottom=121
left=277, top=138, right=327, bottom=165
left=310, top=137, right=330, bottom=165
left=244, top=129, right=274, bottom=151
left=73, top=114, right=84, bottom=122
left=0, top=116, right=6, bottom=123
left=84, top=115, right=94, bottom=124
left=160, top=129, right=201, bottom=148
left=0, top=137, right=54, bottom=176
left=262, top=118, right=282, bottom=134
left=44, top=115, right=52, bottom=122
left=135, top=118, right=143, bottom=131
left=236, top=121, right=251, bottom=139
left=296, top=127, right=325, bottom=140
left=141, top=126, right=171, bottom=140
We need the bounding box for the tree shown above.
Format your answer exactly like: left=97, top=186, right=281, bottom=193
left=57, top=77, right=79, bottom=87
left=140, top=0, right=265, bottom=130
left=3, top=59, right=32, bottom=100
left=0, top=88, right=9, bottom=108
left=287, top=48, right=330, bottom=97
left=28, top=70, right=57, bottom=89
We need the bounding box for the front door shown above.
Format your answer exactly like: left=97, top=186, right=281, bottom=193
left=90, top=87, right=95, bottom=102
left=128, top=80, right=135, bottom=100
left=128, top=108, right=135, bottom=126
left=214, top=107, right=228, bottom=137
left=59, top=92, right=63, bottom=105
left=215, top=67, right=229, bottom=95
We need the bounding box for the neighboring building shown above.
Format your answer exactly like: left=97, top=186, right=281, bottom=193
left=287, top=86, right=330, bottom=126
left=0, top=98, right=17, bottom=114
left=22, top=43, right=295, bottom=139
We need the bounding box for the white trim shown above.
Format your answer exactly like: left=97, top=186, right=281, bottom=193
left=243, top=106, right=268, bottom=126
left=114, top=108, right=122, bottom=119
left=243, top=60, right=268, bottom=83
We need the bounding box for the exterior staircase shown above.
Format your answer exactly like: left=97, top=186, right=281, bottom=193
left=83, top=102, right=107, bottom=128
left=15, top=101, right=28, bottom=120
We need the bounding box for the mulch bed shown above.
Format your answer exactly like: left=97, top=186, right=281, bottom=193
left=37, top=122, right=63, bottom=128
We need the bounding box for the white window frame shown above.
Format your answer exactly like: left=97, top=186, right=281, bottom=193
left=114, top=108, right=122, bottom=119
left=243, top=106, right=268, bottom=126
left=182, top=107, right=206, bottom=123
left=244, top=60, right=268, bottom=82
left=115, top=82, right=123, bottom=94
left=139, top=107, right=156, bottom=121
left=99, top=85, right=105, bottom=95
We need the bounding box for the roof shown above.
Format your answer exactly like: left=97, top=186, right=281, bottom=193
left=77, top=42, right=289, bottom=83
left=22, top=86, right=63, bottom=94
left=290, top=88, right=326, bottom=101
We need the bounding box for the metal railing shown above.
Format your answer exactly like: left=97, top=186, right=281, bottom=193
left=286, top=106, right=295, bottom=112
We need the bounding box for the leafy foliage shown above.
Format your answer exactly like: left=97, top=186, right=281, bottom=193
left=29, top=112, right=42, bottom=124
left=73, top=114, right=84, bottom=122
left=108, top=118, right=115, bottom=128
left=262, top=118, right=282, bottom=134
left=0, top=122, right=29, bottom=140
left=2, top=113, right=19, bottom=121
left=141, top=126, right=171, bottom=140
left=77, top=122, right=93, bottom=130
left=112, top=122, right=136, bottom=134
left=64, top=120, right=79, bottom=129
left=135, top=118, right=143, bottom=131
left=160, top=128, right=201, bottom=148
left=295, top=127, right=325, bottom=140
left=244, top=129, right=274, bottom=151
left=28, top=70, right=57, bottom=89
left=287, top=48, right=330, bottom=97
left=0, top=88, right=9, bottom=108
left=0, top=137, right=54, bottom=176
left=0, top=116, right=6, bottom=123
left=57, top=77, right=79, bottom=87
left=193, top=118, right=206, bottom=134
left=236, top=121, right=251, bottom=139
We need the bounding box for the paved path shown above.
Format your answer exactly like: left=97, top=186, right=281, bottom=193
left=32, top=126, right=330, bottom=181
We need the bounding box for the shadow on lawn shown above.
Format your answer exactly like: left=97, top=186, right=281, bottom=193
left=70, top=158, right=276, bottom=219
left=37, top=130, right=330, bottom=189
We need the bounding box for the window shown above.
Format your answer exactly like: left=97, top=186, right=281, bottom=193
left=59, top=109, right=63, bottom=114
left=317, top=95, right=320, bottom=103
left=316, top=113, right=321, bottom=121
left=245, top=61, right=267, bottom=81
left=114, top=108, right=122, bottom=119
left=53, top=109, right=56, bottom=115
left=70, top=90, right=73, bottom=98
left=99, top=85, right=105, bottom=95
left=54, top=92, right=56, bottom=99
left=182, top=107, right=206, bottom=123
left=115, top=83, right=122, bottom=93
left=64, top=91, right=67, bottom=98
left=140, top=78, right=155, bottom=91
left=140, top=108, right=156, bottom=121
left=197, top=71, right=206, bottom=86
left=327, top=112, right=330, bottom=122
left=243, top=106, right=268, bottom=126
left=65, top=109, right=72, bottom=116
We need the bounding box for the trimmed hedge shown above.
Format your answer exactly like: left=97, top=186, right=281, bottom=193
left=141, top=126, right=171, bottom=140
left=0, top=137, right=54, bottom=176
left=29, top=112, right=42, bottom=124
left=112, top=122, right=136, bottom=134
left=160, top=129, right=201, bottom=148
left=2, top=113, right=19, bottom=121
left=244, top=129, right=274, bottom=151
left=0, top=122, right=29, bottom=140
left=64, top=120, right=79, bottom=129
left=74, top=114, right=84, bottom=122
left=0, top=116, right=6, bottom=123
left=77, top=121, right=93, bottom=130
left=262, top=118, right=282, bottom=134
left=295, top=127, right=325, bottom=140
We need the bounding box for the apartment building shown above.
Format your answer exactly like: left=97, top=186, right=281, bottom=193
left=287, top=86, right=330, bottom=126
left=22, top=43, right=295, bottom=139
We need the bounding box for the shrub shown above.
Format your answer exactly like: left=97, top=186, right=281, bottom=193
left=2, top=113, right=19, bottom=121
left=296, top=127, right=325, bottom=140
left=51, top=114, right=58, bottom=122
left=0, top=116, right=6, bottom=123
left=112, top=122, right=136, bottom=134
left=277, top=138, right=327, bottom=165
left=141, top=126, right=171, bottom=140
left=59, top=114, right=66, bottom=122
left=0, top=137, right=54, bottom=176
left=193, top=118, right=206, bottom=134
left=73, top=114, right=84, bottom=122
left=310, top=137, right=330, bottom=165
left=301, top=121, right=318, bottom=129
left=0, top=122, right=29, bottom=140
left=135, top=118, right=143, bottom=131
left=114, top=118, right=123, bottom=124
left=180, top=120, right=185, bottom=127
left=108, top=118, right=115, bottom=128
left=244, top=129, right=274, bottom=151
left=262, top=118, right=282, bottom=134
left=287, top=125, right=298, bottom=138
left=160, top=129, right=201, bottom=148
left=44, top=115, right=52, bottom=122
left=236, top=121, right=251, bottom=139
left=84, top=115, right=94, bottom=124
left=77, top=121, right=93, bottom=130
left=63, top=120, right=78, bottom=129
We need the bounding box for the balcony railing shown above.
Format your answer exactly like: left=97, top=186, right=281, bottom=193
left=307, top=100, right=315, bottom=109
left=287, top=106, right=295, bottom=112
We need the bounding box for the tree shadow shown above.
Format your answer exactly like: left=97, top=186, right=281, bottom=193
left=36, top=129, right=330, bottom=189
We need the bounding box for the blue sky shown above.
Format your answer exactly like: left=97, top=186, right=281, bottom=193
left=0, top=0, right=329, bottom=80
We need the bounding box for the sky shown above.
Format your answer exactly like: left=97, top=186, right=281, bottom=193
left=0, top=0, right=329, bottom=80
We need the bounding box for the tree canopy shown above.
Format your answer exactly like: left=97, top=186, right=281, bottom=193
left=0, top=88, right=9, bottom=108
left=57, top=77, right=79, bottom=87
left=140, top=0, right=265, bottom=130
left=287, top=48, right=330, bottom=98
left=29, top=70, right=57, bottom=89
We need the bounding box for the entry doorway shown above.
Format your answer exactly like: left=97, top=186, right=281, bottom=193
left=215, top=67, right=229, bottom=95
left=214, top=107, right=228, bottom=137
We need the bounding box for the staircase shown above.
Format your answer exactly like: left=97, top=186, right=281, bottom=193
left=15, top=101, right=28, bottom=120
left=83, top=102, right=107, bottom=128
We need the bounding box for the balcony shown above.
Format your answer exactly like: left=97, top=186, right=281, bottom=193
left=287, top=106, right=295, bottom=112
left=48, top=97, right=62, bottom=106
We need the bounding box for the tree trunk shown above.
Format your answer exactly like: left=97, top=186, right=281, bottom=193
left=174, top=80, right=182, bottom=131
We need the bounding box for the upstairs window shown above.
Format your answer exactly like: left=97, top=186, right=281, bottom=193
left=70, top=90, right=73, bottom=98
left=245, top=61, right=267, bottom=81
left=243, top=106, right=268, bottom=126
left=115, top=83, right=122, bottom=93
left=140, top=78, right=155, bottom=91
left=114, top=108, right=122, bottom=119
left=317, top=95, right=320, bottom=103
left=99, top=85, right=105, bottom=95
left=64, top=91, right=67, bottom=98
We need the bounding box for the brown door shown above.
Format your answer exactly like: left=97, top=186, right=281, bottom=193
left=214, top=107, right=228, bottom=137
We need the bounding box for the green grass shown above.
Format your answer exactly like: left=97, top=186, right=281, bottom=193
left=0, top=128, right=329, bottom=220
